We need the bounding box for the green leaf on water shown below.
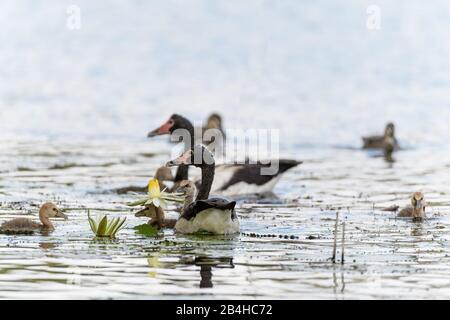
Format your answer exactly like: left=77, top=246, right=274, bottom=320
left=133, top=224, right=158, bottom=236
left=127, top=198, right=149, bottom=206
left=97, top=215, right=108, bottom=236
left=87, top=211, right=126, bottom=238
left=105, top=217, right=119, bottom=235
left=113, top=217, right=126, bottom=236
left=87, top=210, right=97, bottom=233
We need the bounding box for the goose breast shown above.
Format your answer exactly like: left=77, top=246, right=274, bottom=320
left=175, top=197, right=239, bottom=235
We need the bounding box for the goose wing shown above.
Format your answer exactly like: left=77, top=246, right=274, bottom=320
left=217, top=160, right=302, bottom=191
left=0, top=218, right=40, bottom=234
left=182, top=197, right=237, bottom=221
left=362, top=135, right=384, bottom=148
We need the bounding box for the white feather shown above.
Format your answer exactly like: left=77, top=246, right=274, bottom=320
left=175, top=208, right=240, bottom=235
left=209, top=165, right=239, bottom=192
left=215, top=177, right=281, bottom=196
left=195, top=165, right=281, bottom=196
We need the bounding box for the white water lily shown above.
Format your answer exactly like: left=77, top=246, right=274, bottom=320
left=127, top=178, right=185, bottom=210
left=144, top=179, right=167, bottom=208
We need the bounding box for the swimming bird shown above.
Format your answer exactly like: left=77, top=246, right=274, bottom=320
left=362, top=122, right=400, bottom=151
left=135, top=204, right=167, bottom=229
left=204, top=113, right=224, bottom=134
left=0, top=203, right=67, bottom=234
left=398, top=192, right=426, bottom=221
left=115, top=166, right=174, bottom=194
left=166, top=145, right=240, bottom=235
left=148, top=114, right=302, bottom=196
left=200, top=113, right=226, bottom=148
left=150, top=180, right=198, bottom=229
left=176, top=180, right=198, bottom=211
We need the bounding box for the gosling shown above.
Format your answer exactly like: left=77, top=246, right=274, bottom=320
left=362, top=122, right=399, bottom=152
left=398, top=192, right=426, bottom=221
left=116, top=166, right=174, bottom=194
left=0, top=203, right=67, bottom=235
left=136, top=180, right=197, bottom=229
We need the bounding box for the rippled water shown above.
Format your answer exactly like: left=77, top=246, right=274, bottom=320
left=2, top=0, right=450, bottom=299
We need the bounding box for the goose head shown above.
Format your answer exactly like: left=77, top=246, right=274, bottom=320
left=147, top=114, right=192, bottom=137
left=206, top=113, right=223, bottom=130
left=410, top=192, right=425, bottom=221
left=175, top=180, right=197, bottom=205
left=175, top=180, right=197, bottom=196
left=165, top=145, right=214, bottom=168
left=384, top=122, right=395, bottom=138
left=166, top=149, right=192, bottom=167
left=154, top=166, right=173, bottom=182
left=39, top=203, right=67, bottom=229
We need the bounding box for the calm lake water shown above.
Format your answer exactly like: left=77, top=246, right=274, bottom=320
left=2, top=0, right=450, bottom=299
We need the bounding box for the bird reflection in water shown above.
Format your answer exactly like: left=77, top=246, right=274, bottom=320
left=200, top=264, right=213, bottom=288
left=39, top=242, right=57, bottom=250
left=182, top=256, right=234, bottom=289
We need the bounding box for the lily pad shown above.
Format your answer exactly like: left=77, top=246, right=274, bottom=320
left=134, top=224, right=159, bottom=236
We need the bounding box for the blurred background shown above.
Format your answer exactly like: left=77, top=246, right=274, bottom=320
left=2, top=0, right=450, bottom=148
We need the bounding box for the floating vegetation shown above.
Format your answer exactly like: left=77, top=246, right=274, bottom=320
left=134, top=223, right=158, bottom=236
left=139, top=152, right=157, bottom=158
left=49, top=162, right=115, bottom=170
left=16, top=167, right=35, bottom=172
left=87, top=211, right=126, bottom=238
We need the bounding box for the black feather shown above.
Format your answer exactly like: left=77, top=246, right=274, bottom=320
left=181, top=197, right=237, bottom=221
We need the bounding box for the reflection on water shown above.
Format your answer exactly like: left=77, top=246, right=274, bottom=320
left=188, top=256, right=234, bottom=289
left=332, top=267, right=345, bottom=296
left=39, top=242, right=57, bottom=250
left=200, top=265, right=213, bottom=289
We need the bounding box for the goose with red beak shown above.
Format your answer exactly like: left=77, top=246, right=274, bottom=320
left=148, top=114, right=194, bottom=189
left=148, top=114, right=302, bottom=196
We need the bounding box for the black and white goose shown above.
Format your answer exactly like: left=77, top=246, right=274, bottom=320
left=148, top=114, right=302, bottom=196
left=166, top=145, right=240, bottom=235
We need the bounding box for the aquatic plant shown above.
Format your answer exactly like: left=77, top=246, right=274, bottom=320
left=133, top=223, right=158, bottom=236
left=88, top=211, right=126, bottom=238
left=127, top=178, right=185, bottom=216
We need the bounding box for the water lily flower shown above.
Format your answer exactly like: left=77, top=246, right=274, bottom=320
left=148, top=178, right=161, bottom=198
left=145, top=179, right=167, bottom=209
left=127, top=178, right=185, bottom=210
left=88, top=211, right=126, bottom=238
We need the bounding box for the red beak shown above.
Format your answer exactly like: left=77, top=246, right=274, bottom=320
left=147, top=118, right=173, bottom=137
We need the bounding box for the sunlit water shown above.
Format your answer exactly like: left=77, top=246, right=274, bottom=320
left=2, top=0, right=450, bottom=299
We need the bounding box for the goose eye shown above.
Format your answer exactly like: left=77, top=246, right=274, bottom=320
left=53, top=208, right=57, bottom=212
